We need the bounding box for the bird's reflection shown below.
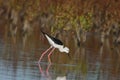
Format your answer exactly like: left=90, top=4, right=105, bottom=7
left=38, top=62, right=52, bottom=80
left=38, top=63, right=68, bottom=80
left=56, top=76, right=66, bottom=80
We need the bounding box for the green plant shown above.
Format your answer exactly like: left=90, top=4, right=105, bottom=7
left=79, top=12, right=92, bottom=31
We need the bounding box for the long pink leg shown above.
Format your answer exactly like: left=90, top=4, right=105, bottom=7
left=48, top=48, right=55, bottom=64
left=38, top=46, right=53, bottom=63
left=46, top=48, right=55, bottom=75
left=46, top=62, right=51, bottom=75
left=38, top=63, right=44, bottom=75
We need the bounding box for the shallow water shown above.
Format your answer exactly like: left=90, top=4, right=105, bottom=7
left=0, top=31, right=120, bottom=80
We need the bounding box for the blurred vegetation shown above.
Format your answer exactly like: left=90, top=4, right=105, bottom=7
left=0, top=0, right=120, bottom=34
left=79, top=12, right=92, bottom=31
left=0, top=0, right=120, bottom=77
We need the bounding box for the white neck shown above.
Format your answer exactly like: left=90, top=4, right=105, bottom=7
left=59, top=46, right=69, bottom=53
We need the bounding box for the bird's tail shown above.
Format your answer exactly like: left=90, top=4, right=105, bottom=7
left=40, top=29, right=46, bottom=35
left=40, top=28, right=51, bottom=38
left=40, top=29, right=45, bottom=34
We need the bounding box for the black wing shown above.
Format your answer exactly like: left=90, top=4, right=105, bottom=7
left=41, top=30, right=63, bottom=45
left=49, top=36, right=63, bottom=45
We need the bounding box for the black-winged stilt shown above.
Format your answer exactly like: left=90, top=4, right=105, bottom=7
left=38, top=30, right=69, bottom=63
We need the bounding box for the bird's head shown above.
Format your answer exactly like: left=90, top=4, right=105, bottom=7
left=59, top=46, right=69, bottom=53
left=59, top=46, right=71, bottom=59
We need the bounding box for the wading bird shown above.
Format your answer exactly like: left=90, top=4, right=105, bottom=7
left=38, top=31, right=69, bottom=64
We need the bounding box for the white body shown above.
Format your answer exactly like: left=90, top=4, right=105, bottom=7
left=45, top=34, right=69, bottom=53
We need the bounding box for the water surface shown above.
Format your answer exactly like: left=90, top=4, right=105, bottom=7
left=0, top=31, right=120, bottom=80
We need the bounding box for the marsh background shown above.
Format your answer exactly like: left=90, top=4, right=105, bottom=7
left=0, top=0, right=120, bottom=80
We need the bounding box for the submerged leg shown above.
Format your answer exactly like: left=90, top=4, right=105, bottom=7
left=38, top=46, right=53, bottom=63
left=48, top=48, right=55, bottom=64
left=46, top=63, right=52, bottom=76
